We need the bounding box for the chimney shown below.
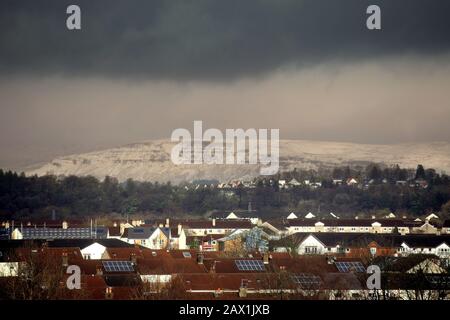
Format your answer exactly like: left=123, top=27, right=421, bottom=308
left=165, top=218, right=170, bottom=228
left=197, top=252, right=204, bottom=264
left=105, top=287, right=113, bottom=300
left=113, top=222, right=117, bottom=227
left=130, top=253, right=137, bottom=264
left=263, top=252, right=269, bottom=265
left=239, top=286, right=248, bottom=298
left=96, top=266, right=103, bottom=276
left=326, top=256, right=336, bottom=265
left=177, top=223, right=182, bottom=235
left=212, top=218, right=216, bottom=227
left=62, top=221, right=68, bottom=229
left=62, top=252, right=69, bottom=267
left=210, top=260, right=216, bottom=273
left=159, top=223, right=163, bottom=228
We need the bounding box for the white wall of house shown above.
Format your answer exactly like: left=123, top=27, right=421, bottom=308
left=287, top=223, right=409, bottom=235
left=80, top=242, right=107, bottom=260
left=0, top=262, right=19, bottom=277
left=297, top=235, right=327, bottom=255
left=178, top=229, right=187, bottom=250
left=186, top=227, right=250, bottom=236
left=11, top=228, right=23, bottom=240
left=140, top=274, right=172, bottom=283
left=398, top=242, right=450, bottom=258
left=435, top=243, right=450, bottom=258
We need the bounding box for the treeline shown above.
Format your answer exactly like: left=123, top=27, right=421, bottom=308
left=275, top=164, right=443, bottom=185
left=0, top=164, right=449, bottom=220
left=0, top=170, right=236, bottom=219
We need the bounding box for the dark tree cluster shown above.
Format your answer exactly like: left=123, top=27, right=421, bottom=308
left=0, top=163, right=449, bottom=220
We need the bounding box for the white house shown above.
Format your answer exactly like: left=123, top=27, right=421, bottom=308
left=226, top=212, right=239, bottom=219
left=305, top=212, right=315, bottom=219
left=412, top=221, right=438, bottom=234
left=170, top=224, right=188, bottom=250
left=397, top=239, right=450, bottom=258
left=81, top=242, right=107, bottom=260
left=121, top=227, right=171, bottom=249
left=0, top=262, right=19, bottom=277
left=288, top=178, right=301, bottom=187
left=295, top=234, right=328, bottom=255
left=287, top=212, right=298, bottom=219
left=425, top=213, right=439, bottom=221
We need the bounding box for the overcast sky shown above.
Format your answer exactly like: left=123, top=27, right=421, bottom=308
left=1, top=0, right=450, bottom=169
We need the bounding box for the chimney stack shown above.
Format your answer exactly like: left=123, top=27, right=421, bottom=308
left=130, top=253, right=137, bottom=264
left=197, top=252, right=204, bottom=264
left=165, top=218, right=170, bottom=228
left=96, top=266, right=103, bottom=276
left=212, top=218, right=216, bottom=227
left=105, top=287, right=113, bottom=300
left=62, top=252, right=69, bottom=267
left=263, top=252, right=269, bottom=265
left=177, top=223, right=182, bottom=235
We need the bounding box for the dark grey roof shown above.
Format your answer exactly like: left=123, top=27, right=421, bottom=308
left=395, top=234, right=450, bottom=248
left=271, top=233, right=450, bottom=249
left=19, top=227, right=107, bottom=240
left=46, top=238, right=134, bottom=249
left=123, top=227, right=156, bottom=239
left=0, top=228, right=9, bottom=240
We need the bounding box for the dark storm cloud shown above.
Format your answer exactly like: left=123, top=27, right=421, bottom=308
left=1, top=0, right=450, bottom=79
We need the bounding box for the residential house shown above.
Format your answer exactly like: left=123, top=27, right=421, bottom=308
left=121, top=227, right=170, bottom=249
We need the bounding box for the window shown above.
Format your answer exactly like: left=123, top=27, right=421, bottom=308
left=305, top=246, right=318, bottom=254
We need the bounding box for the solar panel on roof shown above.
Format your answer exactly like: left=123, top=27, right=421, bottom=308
left=292, top=273, right=322, bottom=288
left=102, top=261, right=134, bottom=272
left=335, top=261, right=365, bottom=273
left=235, top=260, right=265, bottom=271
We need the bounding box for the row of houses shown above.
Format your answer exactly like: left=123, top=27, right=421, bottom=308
left=0, top=238, right=448, bottom=300
left=271, top=233, right=450, bottom=259
left=1, top=213, right=449, bottom=253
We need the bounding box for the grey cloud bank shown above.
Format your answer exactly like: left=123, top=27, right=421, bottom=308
left=1, top=0, right=450, bottom=79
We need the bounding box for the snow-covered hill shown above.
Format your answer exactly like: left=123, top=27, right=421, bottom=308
left=25, top=140, right=450, bottom=183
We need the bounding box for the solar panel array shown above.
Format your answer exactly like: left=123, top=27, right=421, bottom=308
left=235, top=260, right=265, bottom=271
left=22, top=228, right=93, bottom=239
left=335, top=261, right=365, bottom=273
left=292, top=273, right=322, bottom=288
left=102, top=261, right=134, bottom=272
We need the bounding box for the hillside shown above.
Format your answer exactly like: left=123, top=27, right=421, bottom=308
left=25, top=140, right=450, bottom=183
